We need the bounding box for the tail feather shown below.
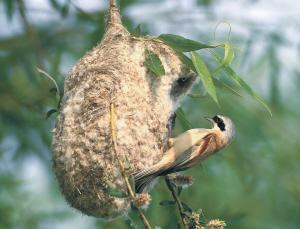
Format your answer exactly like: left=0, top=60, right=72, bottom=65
left=134, top=167, right=160, bottom=193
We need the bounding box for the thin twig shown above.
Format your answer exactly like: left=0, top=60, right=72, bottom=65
left=37, top=68, right=61, bottom=99
left=107, top=0, right=122, bottom=26
left=165, top=176, right=189, bottom=229
left=110, top=102, right=152, bottom=229
left=165, top=114, right=189, bottom=229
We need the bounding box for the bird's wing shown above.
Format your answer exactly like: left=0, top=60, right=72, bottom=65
left=161, top=133, right=215, bottom=175
left=171, top=128, right=211, bottom=158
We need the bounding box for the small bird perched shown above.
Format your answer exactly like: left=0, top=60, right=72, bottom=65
left=134, top=115, right=235, bottom=193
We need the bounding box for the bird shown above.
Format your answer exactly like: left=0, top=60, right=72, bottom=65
left=134, top=115, right=235, bottom=193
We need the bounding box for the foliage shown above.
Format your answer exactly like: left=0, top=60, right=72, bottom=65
left=1, top=0, right=300, bottom=229
left=144, top=49, right=166, bottom=77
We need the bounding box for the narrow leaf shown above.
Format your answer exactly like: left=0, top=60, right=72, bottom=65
left=176, top=51, right=195, bottom=71
left=177, top=52, right=241, bottom=97
left=214, top=43, right=235, bottom=74
left=191, top=51, right=219, bottom=105
left=46, top=109, right=58, bottom=119
left=61, top=4, right=70, bottom=17
left=49, top=0, right=61, bottom=10
left=226, top=67, right=272, bottom=116
left=144, top=49, right=165, bottom=77
left=222, top=43, right=235, bottom=66
left=4, top=0, right=15, bottom=21
left=159, top=200, right=176, bottom=206
left=159, top=34, right=218, bottom=52
left=176, top=107, right=193, bottom=130
left=188, top=93, right=207, bottom=99
left=213, top=78, right=242, bottom=97
left=210, top=51, right=272, bottom=116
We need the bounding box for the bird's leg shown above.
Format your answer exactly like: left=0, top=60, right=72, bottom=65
left=167, top=138, right=175, bottom=147
left=164, top=112, right=177, bottom=152
left=167, top=112, right=177, bottom=138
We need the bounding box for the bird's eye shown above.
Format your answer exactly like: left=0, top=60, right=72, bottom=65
left=177, top=77, right=189, bottom=86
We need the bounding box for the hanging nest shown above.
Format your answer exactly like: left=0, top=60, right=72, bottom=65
left=52, top=1, right=197, bottom=219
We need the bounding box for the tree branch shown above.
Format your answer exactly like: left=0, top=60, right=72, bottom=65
left=107, top=0, right=122, bottom=26
left=110, top=102, right=152, bottom=229
left=165, top=176, right=189, bottom=229
left=164, top=113, right=190, bottom=229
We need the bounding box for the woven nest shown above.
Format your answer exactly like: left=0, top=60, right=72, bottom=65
left=52, top=1, right=197, bottom=219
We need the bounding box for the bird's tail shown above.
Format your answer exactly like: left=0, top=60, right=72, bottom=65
left=134, top=166, right=160, bottom=193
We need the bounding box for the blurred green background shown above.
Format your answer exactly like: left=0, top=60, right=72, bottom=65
left=1, top=0, right=300, bottom=228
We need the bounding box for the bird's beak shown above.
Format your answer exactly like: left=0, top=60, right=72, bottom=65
left=204, top=117, right=214, bottom=126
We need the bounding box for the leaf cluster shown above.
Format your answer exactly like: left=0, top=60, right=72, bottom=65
left=141, top=30, right=271, bottom=116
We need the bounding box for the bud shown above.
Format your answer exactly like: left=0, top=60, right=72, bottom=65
left=207, top=219, right=226, bottom=229
left=134, top=193, right=151, bottom=209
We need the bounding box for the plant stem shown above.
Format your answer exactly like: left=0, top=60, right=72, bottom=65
left=110, top=102, right=152, bottom=229
left=108, top=0, right=122, bottom=26
left=165, top=176, right=189, bottom=229
left=165, top=114, right=189, bottom=229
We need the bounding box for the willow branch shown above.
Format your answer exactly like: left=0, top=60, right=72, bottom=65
left=110, top=102, right=152, bottom=229
left=107, top=0, right=122, bottom=26
left=164, top=114, right=189, bottom=228
left=165, top=176, right=189, bottom=229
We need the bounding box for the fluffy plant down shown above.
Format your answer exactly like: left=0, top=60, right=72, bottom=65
left=52, top=0, right=197, bottom=219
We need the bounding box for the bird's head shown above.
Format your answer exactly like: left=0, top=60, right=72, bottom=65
left=206, top=115, right=235, bottom=143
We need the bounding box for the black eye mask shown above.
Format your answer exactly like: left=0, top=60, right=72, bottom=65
left=213, top=116, right=226, bottom=131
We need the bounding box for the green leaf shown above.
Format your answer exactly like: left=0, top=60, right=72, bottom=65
left=226, top=67, right=272, bottom=116
left=188, top=93, right=207, bottom=99
left=132, top=24, right=142, bottom=37
left=144, top=49, right=165, bottom=77
left=223, top=43, right=235, bottom=66
left=104, top=183, right=128, bottom=198
left=61, top=4, right=70, bottom=17
left=214, top=43, right=235, bottom=74
left=213, top=78, right=242, bottom=97
left=159, top=34, right=218, bottom=52
left=177, top=52, right=241, bottom=98
left=176, top=107, right=193, bottom=130
left=191, top=51, right=219, bottom=105
left=4, top=0, right=15, bottom=21
left=46, top=109, right=58, bottom=119
left=159, top=200, right=176, bottom=206
left=210, top=51, right=272, bottom=116
left=49, top=0, right=61, bottom=11
left=176, top=51, right=196, bottom=71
